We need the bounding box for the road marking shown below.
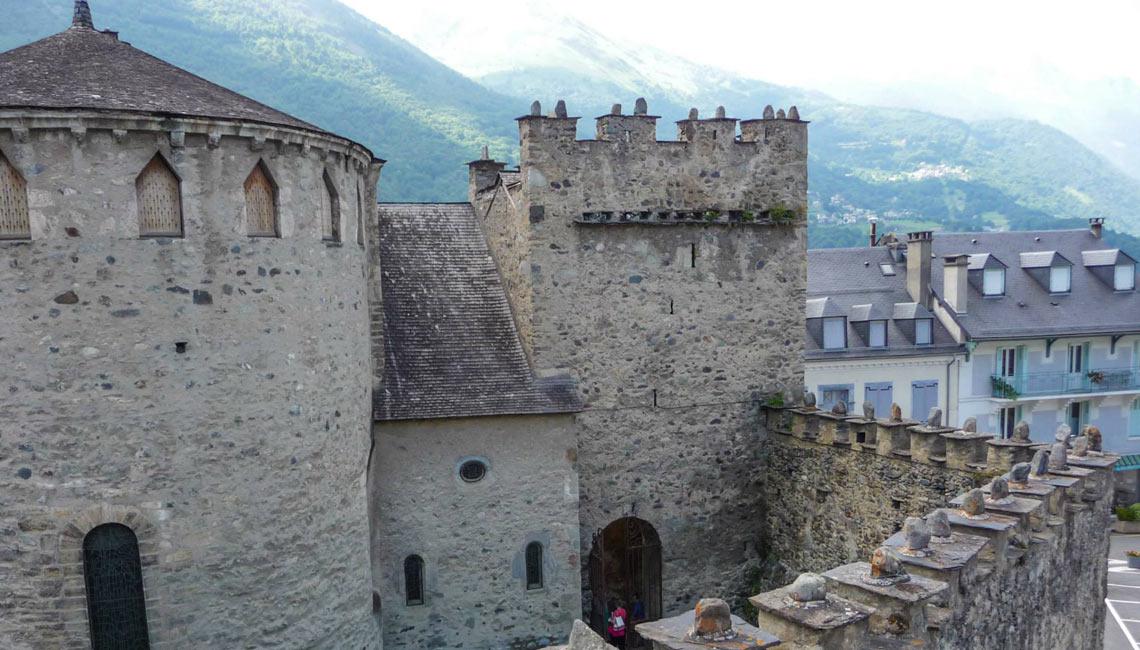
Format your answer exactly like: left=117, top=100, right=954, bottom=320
left=1107, top=599, right=1140, bottom=650
left=1108, top=599, right=1140, bottom=605
left=1112, top=584, right=1140, bottom=589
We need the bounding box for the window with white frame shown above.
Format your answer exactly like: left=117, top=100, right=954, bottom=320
left=1116, top=262, right=1136, bottom=291
left=915, top=319, right=933, bottom=345
left=1049, top=265, right=1071, bottom=293
left=822, top=317, right=846, bottom=350
left=998, top=347, right=1017, bottom=377
left=869, top=320, right=887, bottom=347
left=983, top=268, right=1005, bottom=296
left=1068, top=343, right=1088, bottom=373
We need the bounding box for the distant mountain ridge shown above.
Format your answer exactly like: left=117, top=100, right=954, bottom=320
left=3, top=0, right=1138, bottom=249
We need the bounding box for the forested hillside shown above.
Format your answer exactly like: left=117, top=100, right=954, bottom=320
left=3, top=0, right=1138, bottom=249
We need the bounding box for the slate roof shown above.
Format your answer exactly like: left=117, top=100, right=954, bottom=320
left=807, top=247, right=961, bottom=360
left=0, top=15, right=333, bottom=137
left=374, top=203, right=582, bottom=421
left=1082, top=249, right=1134, bottom=267
left=930, top=230, right=1140, bottom=339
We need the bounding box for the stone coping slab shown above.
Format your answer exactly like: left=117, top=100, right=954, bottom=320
left=634, top=610, right=780, bottom=650
left=947, top=509, right=1018, bottom=533
left=882, top=531, right=989, bottom=572
left=1038, top=474, right=1081, bottom=489
left=941, top=431, right=994, bottom=442
left=750, top=587, right=872, bottom=631
left=907, top=425, right=956, bottom=435
left=983, top=479, right=1055, bottom=498
left=1047, top=465, right=1094, bottom=479
left=986, top=439, right=1036, bottom=448
left=950, top=492, right=1042, bottom=518
left=822, top=562, right=948, bottom=604
left=1069, top=455, right=1119, bottom=470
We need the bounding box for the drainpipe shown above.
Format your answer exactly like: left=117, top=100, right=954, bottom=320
left=945, top=356, right=957, bottom=427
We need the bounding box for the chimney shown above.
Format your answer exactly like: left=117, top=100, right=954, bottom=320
left=1090, top=217, right=1104, bottom=239
left=906, top=231, right=933, bottom=308
left=467, top=146, right=505, bottom=204
left=72, top=1, right=94, bottom=29
left=942, top=254, right=969, bottom=314
left=869, top=217, right=878, bottom=247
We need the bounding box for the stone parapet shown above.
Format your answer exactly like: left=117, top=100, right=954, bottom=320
left=753, top=404, right=1118, bottom=649
left=765, top=406, right=1014, bottom=476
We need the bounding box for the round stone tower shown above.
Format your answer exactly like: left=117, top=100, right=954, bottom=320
left=0, top=3, right=382, bottom=648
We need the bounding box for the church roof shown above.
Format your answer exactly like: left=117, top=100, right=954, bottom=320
left=0, top=2, right=328, bottom=136
left=374, top=203, right=582, bottom=421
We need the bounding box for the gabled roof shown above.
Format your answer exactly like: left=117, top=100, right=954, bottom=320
left=850, top=303, right=891, bottom=321
left=967, top=253, right=1006, bottom=270
left=892, top=302, right=932, bottom=320
left=1082, top=249, right=1135, bottom=267
left=806, top=297, right=844, bottom=319
left=374, top=203, right=582, bottom=421
left=1019, top=251, right=1071, bottom=269
left=0, top=9, right=332, bottom=137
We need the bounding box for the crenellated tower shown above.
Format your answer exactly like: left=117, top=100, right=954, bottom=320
left=477, top=97, right=809, bottom=627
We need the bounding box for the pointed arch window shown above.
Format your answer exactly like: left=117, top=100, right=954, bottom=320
left=136, top=154, right=183, bottom=237
left=356, top=183, right=365, bottom=246
left=84, top=524, right=150, bottom=649
left=0, top=149, right=30, bottom=240
left=320, top=170, right=340, bottom=242
left=404, top=555, right=425, bottom=606
left=525, top=542, right=544, bottom=590
left=244, top=161, right=278, bottom=237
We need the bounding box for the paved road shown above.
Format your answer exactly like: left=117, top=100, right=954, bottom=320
left=1107, top=533, right=1140, bottom=649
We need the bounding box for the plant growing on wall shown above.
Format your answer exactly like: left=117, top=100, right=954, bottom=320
left=703, top=210, right=721, bottom=222
left=991, top=376, right=1020, bottom=400
left=769, top=205, right=800, bottom=225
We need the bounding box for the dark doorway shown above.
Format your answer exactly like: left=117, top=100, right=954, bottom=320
left=83, top=524, right=150, bottom=650
left=588, top=517, right=662, bottom=648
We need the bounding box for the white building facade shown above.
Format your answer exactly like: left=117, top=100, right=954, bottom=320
left=807, top=220, right=1140, bottom=453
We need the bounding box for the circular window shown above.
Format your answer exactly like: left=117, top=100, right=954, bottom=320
left=459, top=460, right=487, bottom=483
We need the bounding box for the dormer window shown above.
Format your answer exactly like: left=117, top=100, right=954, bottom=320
left=968, top=253, right=1008, bottom=297
left=1020, top=251, right=1072, bottom=294
left=1116, top=262, right=1136, bottom=291
left=1049, top=265, right=1071, bottom=293
left=869, top=320, right=887, bottom=347
left=823, top=317, right=847, bottom=350
left=915, top=318, right=933, bottom=345
left=983, top=268, right=1005, bottom=296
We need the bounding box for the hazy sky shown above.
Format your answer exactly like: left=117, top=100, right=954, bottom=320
left=344, top=0, right=1140, bottom=101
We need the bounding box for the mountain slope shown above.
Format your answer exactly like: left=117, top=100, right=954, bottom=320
left=383, top=4, right=1140, bottom=241
left=0, top=0, right=519, bottom=201
left=2, top=0, right=1138, bottom=249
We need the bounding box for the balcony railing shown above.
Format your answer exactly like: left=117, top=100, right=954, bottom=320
left=991, top=368, right=1140, bottom=399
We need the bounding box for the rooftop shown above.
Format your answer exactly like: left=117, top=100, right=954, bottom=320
left=374, top=203, right=582, bottom=421
left=0, top=2, right=350, bottom=143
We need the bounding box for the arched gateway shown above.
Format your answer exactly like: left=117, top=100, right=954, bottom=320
left=588, top=517, right=662, bottom=647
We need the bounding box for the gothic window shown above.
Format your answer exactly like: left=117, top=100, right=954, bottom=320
left=404, top=555, right=425, bottom=606
left=356, top=184, right=364, bottom=246
left=244, top=161, right=278, bottom=237
left=0, top=149, right=30, bottom=240
left=83, top=524, right=150, bottom=650
left=320, top=170, right=340, bottom=242
left=525, top=542, right=544, bottom=590
left=135, top=154, right=183, bottom=237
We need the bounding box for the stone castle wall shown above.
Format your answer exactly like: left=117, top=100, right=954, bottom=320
left=369, top=415, right=581, bottom=650
left=750, top=406, right=1115, bottom=650
left=475, top=101, right=809, bottom=620
left=0, top=116, right=381, bottom=649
